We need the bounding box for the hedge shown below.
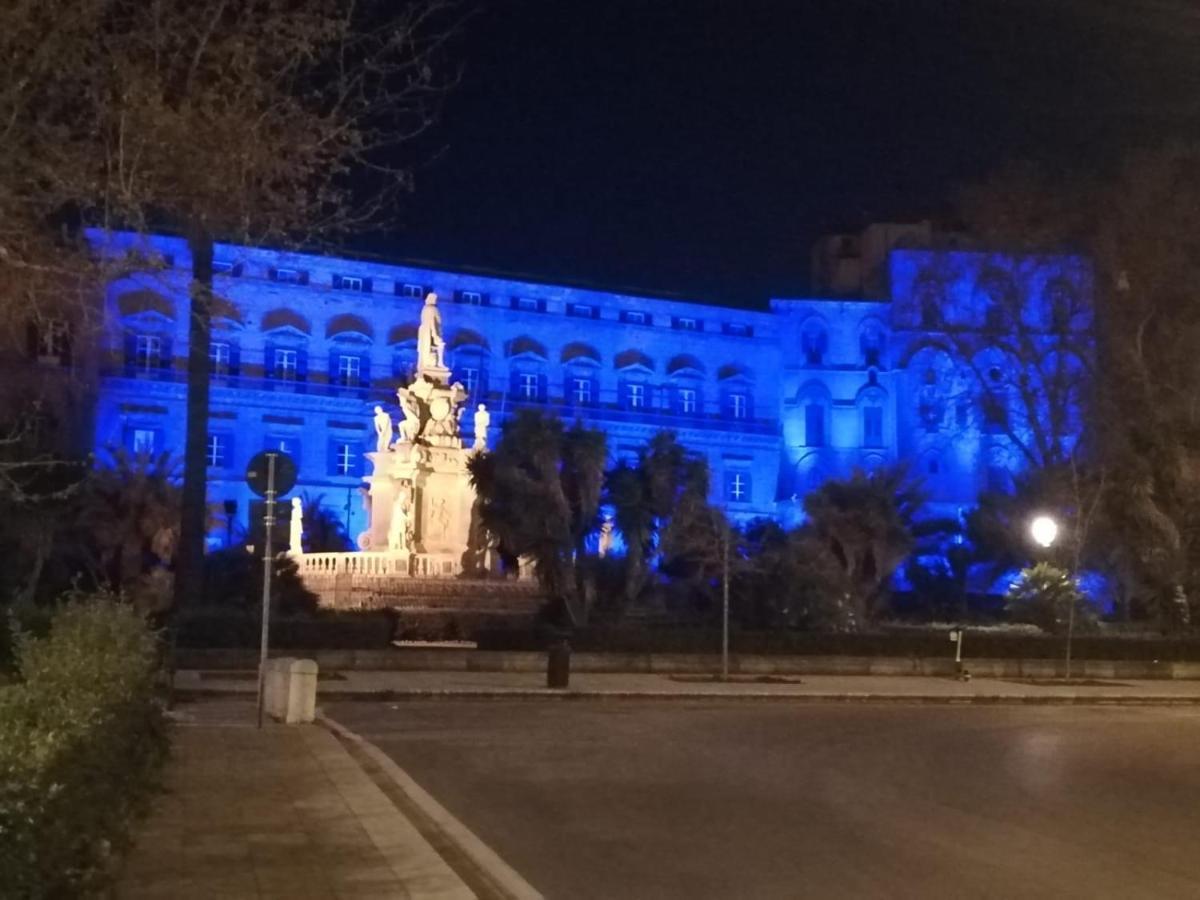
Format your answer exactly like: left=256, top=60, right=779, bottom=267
left=0, top=597, right=167, bottom=897
left=475, top=625, right=1200, bottom=661
left=172, top=607, right=397, bottom=650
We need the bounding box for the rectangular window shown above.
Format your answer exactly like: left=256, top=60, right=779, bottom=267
left=620, top=310, right=649, bottom=325
left=274, top=348, right=298, bottom=380
left=135, top=334, right=162, bottom=372
left=209, top=341, right=231, bottom=375
left=460, top=366, right=480, bottom=395
left=723, top=322, right=753, bottom=337
left=459, top=290, right=484, bottom=306
left=567, top=303, right=597, bottom=319
left=983, top=394, right=1007, bottom=433
left=514, top=297, right=541, bottom=312
left=519, top=373, right=539, bottom=400
left=212, top=261, right=243, bottom=276
left=673, top=316, right=701, bottom=331
left=729, top=392, right=748, bottom=420
left=725, top=471, right=750, bottom=503
left=335, top=274, right=365, bottom=292
left=399, top=283, right=424, bottom=299
left=571, top=377, right=592, bottom=405
left=626, top=383, right=646, bottom=409
left=37, top=320, right=70, bottom=361
left=333, top=442, right=356, bottom=476
left=336, top=354, right=362, bottom=386
left=206, top=433, right=229, bottom=468
left=270, top=267, right=306, bottom=284
left=805, top=403, right=825, bottom=447
left=863, top=406, right=883, bottom=447
left=132, top=428, right=157, bottom=455
left=678, top=387, right=698, bottom=414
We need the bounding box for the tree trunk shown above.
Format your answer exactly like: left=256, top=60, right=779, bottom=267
left=174, top=227, right=214, bottom=611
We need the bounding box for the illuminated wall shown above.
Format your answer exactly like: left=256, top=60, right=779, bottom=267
left=87, top=232, right=1091, bottom=544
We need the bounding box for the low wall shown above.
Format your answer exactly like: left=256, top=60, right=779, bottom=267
left=175, top=648, right=1200, bottom=680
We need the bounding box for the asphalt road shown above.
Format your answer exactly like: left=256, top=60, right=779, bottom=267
left=327, top=701, right=1200, bottom=899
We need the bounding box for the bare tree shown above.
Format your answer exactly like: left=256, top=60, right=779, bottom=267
left=3, top=0, right=461, bottom=608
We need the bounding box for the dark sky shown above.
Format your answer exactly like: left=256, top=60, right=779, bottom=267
left=370, top=0, right=1200, bottom=307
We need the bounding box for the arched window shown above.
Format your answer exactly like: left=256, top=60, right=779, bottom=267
left=857, top=386, right=887, bottom=449
left=915, top=273, right=943, bottom=329
left=1045, top=278, right=1075, bottom=332
left=800, top=318, right=829, bottom=366
left=858, top=318, right=886, bottom=368
left=798, top=381, right=831, bottom=448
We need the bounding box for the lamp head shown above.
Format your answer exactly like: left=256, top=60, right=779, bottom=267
left=1030, top=515, right=1058, bottom=549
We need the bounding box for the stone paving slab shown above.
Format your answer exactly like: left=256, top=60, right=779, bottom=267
left=177, top=669, right=1200, bottom=704
left=116, top=701, right=475, bottom=900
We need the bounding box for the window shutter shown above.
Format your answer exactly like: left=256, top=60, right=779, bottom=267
left=329, top=349, right=340, bottom=384
left=228, top=342, right=240, bottom=376
left=299, top=271, right=310, bottom=286
left=159, top=336, right=173, bottom=372
left=60, top=327, right=73, bottom=366
left=25, top=322, right=38, bottom=359
left=264, top=343, right=275, bottom=379
left=124, top=332, right=137, bottom=372
left=362, top=278, right=373, bottom=294
left=359, top=353, right=370, bottom=388
left=509, top=370, right=520, bottom=398
left=296, top=348, right=308, bottom=382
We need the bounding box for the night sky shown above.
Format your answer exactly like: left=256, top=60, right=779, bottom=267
left=368, top=0, right=1200, bottom=307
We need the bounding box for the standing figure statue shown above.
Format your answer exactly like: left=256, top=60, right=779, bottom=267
left=372, top=405, right=394, bottom=454
left=396, top=387, right=422, bottom=443
left=416, top=292, right=445, bottom=372
left=472, top=403, right=491, bottom=451
left=598, top=515, right=614, bottom=558
left=288, top=496, right=304, bottom=555
left=387, top=487, right=411, bottom=553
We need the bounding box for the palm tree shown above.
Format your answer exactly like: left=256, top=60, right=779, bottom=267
left=77, top=449, right=182, bottom=614
left=802, top=466, right=924, bottom=627
left=605, top=431, right=710, bottom=608
left=466, top=410, right=607, bottom=624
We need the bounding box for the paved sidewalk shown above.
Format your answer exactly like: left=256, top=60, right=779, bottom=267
left=116, top=701, right=475, bottom=900
left=177, top=669, right=1200, bottom=704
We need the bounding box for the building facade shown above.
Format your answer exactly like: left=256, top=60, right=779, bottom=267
left=78, top=226, right=1090, bottom=546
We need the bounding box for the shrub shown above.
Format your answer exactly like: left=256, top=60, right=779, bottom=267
left=1006, top=563, right=1097, bottom=634
left=0, top=595, right=167, bottom=896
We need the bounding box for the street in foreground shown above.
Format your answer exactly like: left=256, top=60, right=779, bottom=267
left=329, top=701, right=1200, bottom=899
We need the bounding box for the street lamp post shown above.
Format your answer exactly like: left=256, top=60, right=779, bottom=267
left=1029, top=514, right=1074, bottom=679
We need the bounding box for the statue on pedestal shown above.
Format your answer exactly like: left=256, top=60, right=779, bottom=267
left=598, top=516, right=614, bottom=558
left=289, top=497, right=304, bottom=555
left=397, top=387, right=422, bottom=444
left=372, top=405, right=393, bottom=454
left=417, top=292, right=445, bottom=373
left=473, top=404, right=491, bottom=451
left=387, top=485, right=412, bottom=553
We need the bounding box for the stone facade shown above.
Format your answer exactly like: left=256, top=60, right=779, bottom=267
left=76, top=225, right=1090, bottom=545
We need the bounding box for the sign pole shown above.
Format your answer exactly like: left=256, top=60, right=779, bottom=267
left=256, top=452, right=278, bottom=729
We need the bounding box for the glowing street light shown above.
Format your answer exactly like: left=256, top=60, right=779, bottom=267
left=1030, top=515, right=1058, bottom=549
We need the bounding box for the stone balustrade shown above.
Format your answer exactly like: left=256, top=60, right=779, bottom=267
left=299, top=552, right=410, bottom=577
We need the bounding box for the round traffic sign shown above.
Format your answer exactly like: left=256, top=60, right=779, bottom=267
left=245, top=451, right=297, bottom=497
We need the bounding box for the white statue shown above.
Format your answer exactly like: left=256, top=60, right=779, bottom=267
left=397, top=387, right=422, bottom=443
left=417, top=292, right=445, bottom=372
left=387, top=488, right=411, bottom=553
left=288, top=497, right=304, bottom=555
left=372, top=405, right=393, bottom=454
left=473, top=403, right=491, bottom=451
left=598, top=516, right=614, bottom=558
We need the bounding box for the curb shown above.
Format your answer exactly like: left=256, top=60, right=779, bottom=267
left=313, top=690, right=1200, bottom=705
left=176, top=687, right=1200, bottom=706
left=319, top=713, right=544, bottom=900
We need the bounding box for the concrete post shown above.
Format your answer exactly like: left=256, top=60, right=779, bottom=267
left=285, top=659, right=318, bottom=724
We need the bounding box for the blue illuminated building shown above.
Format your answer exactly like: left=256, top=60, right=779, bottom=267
left=84, top=222, right=1090, bottom=546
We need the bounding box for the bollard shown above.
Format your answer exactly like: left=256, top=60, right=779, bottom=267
left=546, top=638, right=571, bottom=689
left=285, top=659, right=318, bottom=724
